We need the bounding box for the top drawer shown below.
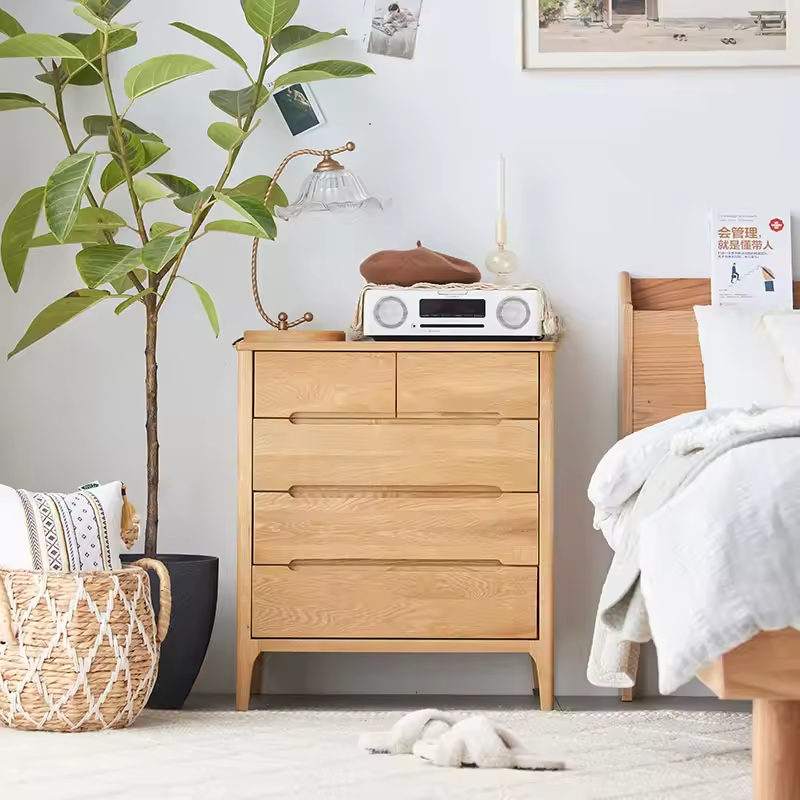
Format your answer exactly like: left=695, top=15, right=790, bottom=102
left=397, top=353, right=539, bottom=418
left=254, top=352, right=395, bottom=417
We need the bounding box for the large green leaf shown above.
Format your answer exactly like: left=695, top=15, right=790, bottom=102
left=170, top=22, right=248, bottom=71
left=83, top=115, right=162, bottom=142
left=273, top=60, right=374, bottom=89
left=0, top=92, right=43, bottom=111
left=213, top=192, right=276, bottom=239
left=226, top=175, right=288, bottom=211
left=241, top=0, right=299, bottom=38
left=0, top=33, right=87, bottom=59
left=124, top=54, right=215, bottom=100
left=1, top=186, right=44, bottom=292
left=133, top=177, right=170, bottom=205
left=115, top=288, right=154, bottom=314
left=208, top=121, right=245, bottom=151
left=174, top=186, right=213, bottom=214
left=141, top=233, right=189, bottom=271
left=94, top=0, right=133, bottom=21
left=205, top=219, right=272, bottom=239
left=72, top=207, right=127, bottom=232
left=272, top=26, right=347, bottom=55
left=101, top=140, right=170, bottom=193
left=44, top=153, right=96, bottom=243
left=8, top=289, right=110, bottom=358
left=76, top=244, right=143, bottom=288
left=179, top=276, right=219, bottom=337
left=60, top=29, right=136, bottom=87
left=148, top=173, right=198, bottom=198
left=150, top=221, right=184, bottom=238
left=0, top=9, right=26, bottom=38
left=209, top=85, right=268, bottom=120
left=26, top=230, right=106, bottom=247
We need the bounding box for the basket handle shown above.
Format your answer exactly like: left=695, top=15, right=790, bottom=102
left=131, top=558, right=172, bottom=643
left=0, top=577, right=13, bottom=645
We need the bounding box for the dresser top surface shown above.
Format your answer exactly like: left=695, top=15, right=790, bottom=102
left=235, top=334, right=559, bottom=353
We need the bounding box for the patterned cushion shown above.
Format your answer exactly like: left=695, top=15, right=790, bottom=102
left=0, top=482, right=125, bottom=572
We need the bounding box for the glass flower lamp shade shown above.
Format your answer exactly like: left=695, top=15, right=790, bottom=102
left=276, top=158, right=383, bottom=220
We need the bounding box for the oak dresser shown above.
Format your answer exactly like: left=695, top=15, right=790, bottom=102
left=235, top=336, right=557, bottom=710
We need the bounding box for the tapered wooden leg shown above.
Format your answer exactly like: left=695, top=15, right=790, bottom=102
left=753, top=699, right=800, bottom=800
left=251, top=653, right=265, bottom=696
left=236, top=644, right=261, bottom=712
left=620, top=687, right=634, bottom=702
left=530, top=650, right=554, bottom=711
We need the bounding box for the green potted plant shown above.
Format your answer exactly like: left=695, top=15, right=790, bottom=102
left=0, top=0, right=373, bottom=708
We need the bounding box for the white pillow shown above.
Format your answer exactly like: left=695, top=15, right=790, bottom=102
left=0, top=482, right=127, bottom=571
left=764, top=313, right=800, bottom=398
left=694, top=306, right=794, bottom=408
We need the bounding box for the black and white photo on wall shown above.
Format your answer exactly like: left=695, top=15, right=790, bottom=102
left=367, top=0, right=423, bottom=59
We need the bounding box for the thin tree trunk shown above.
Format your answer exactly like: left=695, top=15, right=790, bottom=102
left=144, top=296, right=159, bottom=554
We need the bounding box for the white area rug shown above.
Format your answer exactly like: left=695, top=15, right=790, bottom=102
left=0, top=709, right=751, bottom=799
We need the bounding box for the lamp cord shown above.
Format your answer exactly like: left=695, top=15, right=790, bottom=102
left=250, top=143, right=357, bottom=328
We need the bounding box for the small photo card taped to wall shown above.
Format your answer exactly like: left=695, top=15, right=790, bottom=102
left=272, top=83, right=326, bottom=137
left=711, top=210, right=793, bottom=309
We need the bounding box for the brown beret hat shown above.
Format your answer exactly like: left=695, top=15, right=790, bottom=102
left=360, top=241, right=481, bottom=287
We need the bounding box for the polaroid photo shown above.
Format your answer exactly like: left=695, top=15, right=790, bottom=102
left=272, top=83, right=326, bottom=137
left=367, top=0, right=423, bottom=60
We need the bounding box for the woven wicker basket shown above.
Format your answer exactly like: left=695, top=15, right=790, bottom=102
left=0, top=559, right=171, bottom=733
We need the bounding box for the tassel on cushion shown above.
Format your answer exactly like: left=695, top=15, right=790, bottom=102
left=120, top=484, right=140, bottom=550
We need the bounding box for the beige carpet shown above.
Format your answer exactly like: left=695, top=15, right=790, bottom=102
left=0, top=709, right=751, bottom=799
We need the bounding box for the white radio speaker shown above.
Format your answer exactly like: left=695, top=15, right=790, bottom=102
left=363, top=288, right=543, bottom=340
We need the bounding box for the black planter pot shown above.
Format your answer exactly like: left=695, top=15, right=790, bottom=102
left=121, top=553, right=218, bottom=710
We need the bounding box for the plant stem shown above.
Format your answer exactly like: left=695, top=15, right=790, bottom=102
left=99, top=39, right=149, bottom=246
left=143, top=294, right=159, bottom=554
left=155, top=38, right=274, bottom=296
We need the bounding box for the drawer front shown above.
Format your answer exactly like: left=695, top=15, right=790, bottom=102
left=254, top=352, right=396, bottom=417
left=397, top=353, right=539, bottom=418
left=252, top=420, right=539, bottom=491
left=253, top=493, right=539, bottom=565
left=251, top=565, right=538, bottom=639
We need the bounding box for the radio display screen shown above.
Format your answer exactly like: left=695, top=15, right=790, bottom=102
left=419, top=298, right=486, bottom=318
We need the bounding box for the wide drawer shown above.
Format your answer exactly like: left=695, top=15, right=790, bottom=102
left=397, top=353, right=539, bottom=418
left=254, top=352, right=396, bottom=417
left=253, top=493, right=539, bottom=565
left=251, top=564, right=538, bottom=639
left=252, top=420, right=539, bottom=491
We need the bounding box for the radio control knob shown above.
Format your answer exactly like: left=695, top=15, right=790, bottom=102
left=497, top=296, right=531, bottom=330
left=373, top=296, right=408, bottom=329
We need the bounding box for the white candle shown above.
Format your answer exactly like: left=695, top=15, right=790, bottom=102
left=497, top=154, right=507, bottom=247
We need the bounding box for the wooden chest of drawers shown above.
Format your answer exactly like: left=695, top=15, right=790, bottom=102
left=236, top=338, right=557, bottom=710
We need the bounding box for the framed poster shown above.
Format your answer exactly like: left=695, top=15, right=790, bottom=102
left=522, top=0, right=800, bottom=69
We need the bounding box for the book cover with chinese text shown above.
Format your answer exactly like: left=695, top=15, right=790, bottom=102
left=711, top=211, right=792, bottom=309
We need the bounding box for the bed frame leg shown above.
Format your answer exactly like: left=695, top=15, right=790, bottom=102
left=753, top=699, right=800, bottom=800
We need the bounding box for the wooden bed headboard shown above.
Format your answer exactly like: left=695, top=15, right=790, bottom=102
left=620, top=273, right=800, bottom=435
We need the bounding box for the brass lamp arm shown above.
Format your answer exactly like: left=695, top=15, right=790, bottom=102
left=250, top=142, right=357, bottom=330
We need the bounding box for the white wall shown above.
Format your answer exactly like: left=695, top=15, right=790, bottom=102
left=1, top=0, right=799, bottom=698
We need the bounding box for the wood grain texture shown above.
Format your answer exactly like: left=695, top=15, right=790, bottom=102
left=253, top=493, right=539, bottom=565
left=535, top=351, right=556, bottom=711
left=252, top=419, right=539, bottom=492
left=753, top=700, right=800, bottom=800
left=251, top=638, right=534, bottom=653
left=251, top=564, right=538, bottom=639
left=630, top=277, right=800, bottom=311
left=632, top=310, right=706, bottom=431
left=236, top=351, right=260, bottom=712
left=254, top=352, right=395, bottom=417
left=698, top=629, right=800, bottom=700
left=236, top=340, right=558, bottom=352
left=397, top=353, right=539, bottom=418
